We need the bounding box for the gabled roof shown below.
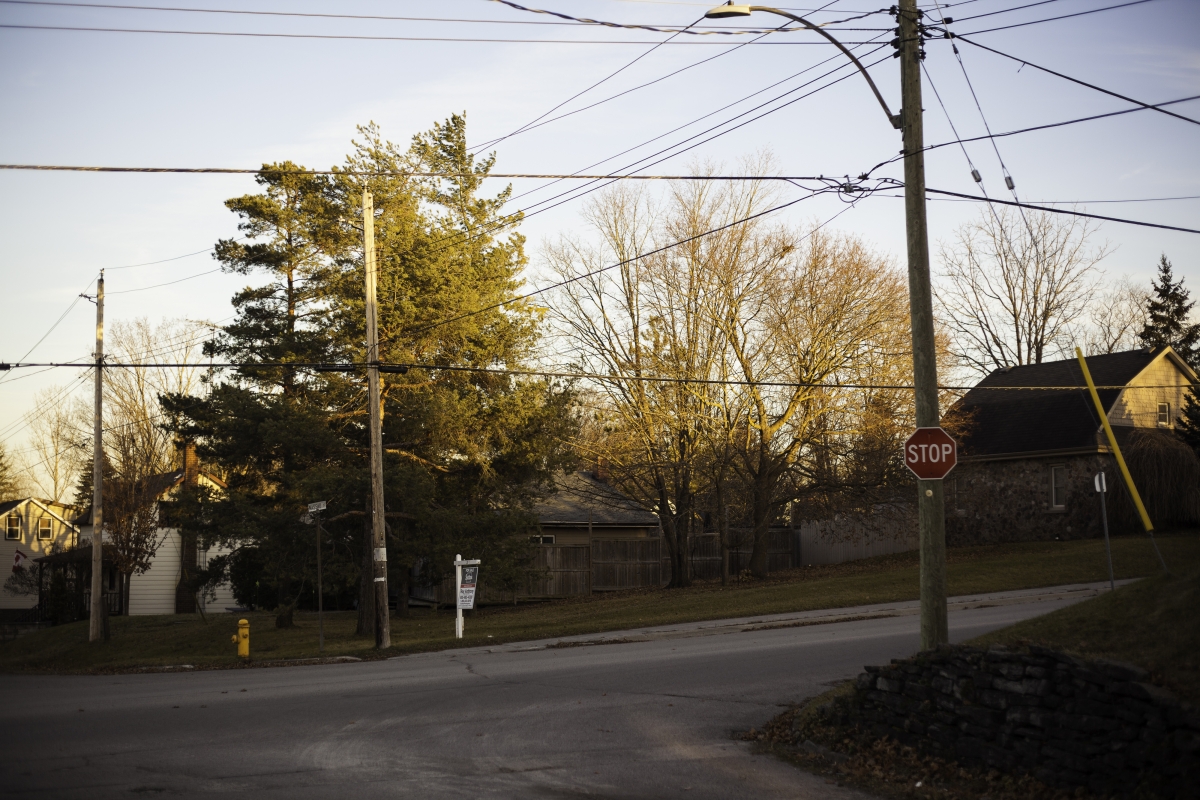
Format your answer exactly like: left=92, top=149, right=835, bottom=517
left=947, top=347, right=1193, bottom=460
left=0, top=498, right=83, bottom=530
left=72, top=469, right=226, bottom=525
left=534, top=471, right=660, bottom=527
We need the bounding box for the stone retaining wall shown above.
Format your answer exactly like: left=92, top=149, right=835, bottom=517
left=845, top=645, right=1199, bottom=798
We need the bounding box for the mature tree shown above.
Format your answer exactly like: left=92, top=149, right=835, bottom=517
left=1177, top=390, right=1200, bottom=457
left=0, top=443, right=29, bottom=501
left=937, top=207, right=1107, bottom=377
left=23, top=385, right=84, bottom=503
left=1139, top=254, right=1200, bottom=366
left=1077, top=277, right=1149, bottom=355
left=166, top=117, right=575, bottom=629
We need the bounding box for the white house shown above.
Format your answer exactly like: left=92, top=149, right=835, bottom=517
left=0, top=498, right=82, bottom=612
left=75, top=444, right=237, bottom=616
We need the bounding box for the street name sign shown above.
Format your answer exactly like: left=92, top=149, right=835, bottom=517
left=903, top=427, right=957, bottom=480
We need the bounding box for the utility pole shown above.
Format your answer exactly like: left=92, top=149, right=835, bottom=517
left=88, top=271, right=105, bottom=643
left=898, top=0, right=948, bottom=649
left=363, top=190, right=391, bottom=649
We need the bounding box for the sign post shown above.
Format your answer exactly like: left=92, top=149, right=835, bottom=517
left=1094, top=473, right=1115, bottom=591
left=308, top=501, right=327, bottom=652
left=454, top=554, right=481, bottom=639
left=903, top=427, right=957, bottom=651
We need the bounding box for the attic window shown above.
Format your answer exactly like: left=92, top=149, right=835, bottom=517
left=5, top=515, right=18, bottom=540
left=1157, top=402, right=1171, bottom=427
left=1050, top=466, right=1067, bottom=510
left=38, top=518, right=52, bottom=540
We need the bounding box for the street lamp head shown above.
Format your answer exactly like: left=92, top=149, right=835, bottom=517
left=705, top=2, right=753, bottom=19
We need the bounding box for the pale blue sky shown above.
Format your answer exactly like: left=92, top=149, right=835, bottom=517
left=2, top=0, right=1198, bottom=490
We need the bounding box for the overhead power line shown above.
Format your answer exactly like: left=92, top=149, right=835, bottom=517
left=952, top=35, right=1200, bottom=127
left=483, top=0, right=887, bottom=32
left=924, top=189, right=1200, bottom=234
left=0, top=0, right=875, bottom=31
left=0, top=23, right=880, bottom=43
left=0, top=166, right=864, bottom=178
left=1, top=359, right=1185, bottom=394
left=958, top=0, right=1158, bottom=35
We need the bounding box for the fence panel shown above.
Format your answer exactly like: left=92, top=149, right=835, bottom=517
left=592, top=539, right=662, bottom=590
left=797, top=516, right=917, bottom=565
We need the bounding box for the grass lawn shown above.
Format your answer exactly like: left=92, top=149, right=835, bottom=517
left=969, top=565, right=1200, bottom=705
left=2, top=532, right=1196, bottom=674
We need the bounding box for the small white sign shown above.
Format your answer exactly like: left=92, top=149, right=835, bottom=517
left=1094, top=472, right=1107, bottom=493
left=308, top=501, right=327, bottom=512
left=458, top=566, right=479, bottom=610
left=374, top=547, right=387, bottom=562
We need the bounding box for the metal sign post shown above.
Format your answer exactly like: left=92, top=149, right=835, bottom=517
left=1094, top=474, right=1116, bottom=591
left=453, top=555, right=481, bottom=639
left=308, top=501, right=327, bottom=651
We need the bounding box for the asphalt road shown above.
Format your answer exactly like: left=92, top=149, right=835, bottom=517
left=0, top=582, right=1117, bottom=799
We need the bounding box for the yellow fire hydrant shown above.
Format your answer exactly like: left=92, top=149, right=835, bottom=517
left=231, top=618, right=249, bottom=659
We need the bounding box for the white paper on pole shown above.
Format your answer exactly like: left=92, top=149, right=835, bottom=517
left=374, top=547, right=387, bottom=561
left=1094, top=473, right=1106, bottom=493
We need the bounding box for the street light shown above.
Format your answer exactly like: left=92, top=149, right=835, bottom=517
left=705, top=0, right=949, bottom=649
left=704, top=3, right=900, bottom=130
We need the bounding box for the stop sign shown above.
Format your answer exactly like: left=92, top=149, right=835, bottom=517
left=904, top=427, right=957, bottom=480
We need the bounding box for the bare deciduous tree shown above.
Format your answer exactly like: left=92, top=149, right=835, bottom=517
left=937, top=207, right=1108, bottom=377
left=1076, top=276, right=1150, bottom=355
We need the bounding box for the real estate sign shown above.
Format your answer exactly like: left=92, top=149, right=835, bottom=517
left=458, top=566, right=479, bottom=610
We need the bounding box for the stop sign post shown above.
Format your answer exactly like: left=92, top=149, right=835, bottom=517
left=904, top=427, right=957, bottom=480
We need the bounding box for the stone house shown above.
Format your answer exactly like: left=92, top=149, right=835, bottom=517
left=943, top=347, right=1197, bottom=544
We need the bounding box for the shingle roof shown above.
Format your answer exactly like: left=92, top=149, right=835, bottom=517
left=947, top=349, right=1163, bottom=459
left=534, top=471, right=660, bottom=527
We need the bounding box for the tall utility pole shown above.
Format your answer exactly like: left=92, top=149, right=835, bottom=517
left=88, top=271, right=105, bottom=643
left=363, top=190, right=391, bottom=649
left=899, top=0, right=948, bottom=649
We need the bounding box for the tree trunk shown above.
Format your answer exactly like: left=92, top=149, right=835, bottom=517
left=717, top=489, right=730, bottom=587
left=747, top=467, right=773, bottom=579
left=394, top=561, right=409, bottom=619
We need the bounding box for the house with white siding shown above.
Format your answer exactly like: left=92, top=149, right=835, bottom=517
left=1, top=498, right=82, bottom=612
left=73, top=444, right=237, bottom=616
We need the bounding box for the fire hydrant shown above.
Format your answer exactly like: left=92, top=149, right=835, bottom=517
left=231, top=618, right=249, bottom=659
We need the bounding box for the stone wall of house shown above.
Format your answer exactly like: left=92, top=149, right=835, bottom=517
left=838, top=644, right=1199, bottom=798
left=945, top=454, right=1114, bottom=545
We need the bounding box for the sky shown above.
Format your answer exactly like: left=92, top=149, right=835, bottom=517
left=1, top=0, right=1198, bottom=496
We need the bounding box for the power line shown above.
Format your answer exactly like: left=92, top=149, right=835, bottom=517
left=952, top=35, right=1200, bottom=127
left=4, top=359, right=1187, bottom=394
left=106, top=267, right=222, bottom=294
left=958, top=0, right=1158, bottom=35
left=483, top=0, right=888, bottom=32
left=0, top=0, right=872, bottom=31
left=924, top=188, right=1200, bottom=234
left=0, top=23, right=882, bottom=43
left=0, top=166, right=864, bottom=178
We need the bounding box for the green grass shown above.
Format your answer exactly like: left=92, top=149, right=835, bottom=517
left=3, top=532, right=1197, bottom=674
left=969, top=565, right=1200, bottom=705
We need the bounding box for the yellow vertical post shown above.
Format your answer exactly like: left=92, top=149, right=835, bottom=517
left=1074, top=347, right=1154, bottom=532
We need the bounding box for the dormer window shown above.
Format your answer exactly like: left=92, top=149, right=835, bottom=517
left=5, top=514, right=19, bottom=540
left=1157, top=402, right=1171, bottom=427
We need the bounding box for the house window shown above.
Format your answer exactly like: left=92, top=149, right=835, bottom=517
left=1050, top=466, right=1068, bottom=510
left=529, top=535, right=555, bottom=545
left=1157, top=402, right=1171, bottom=427
left=5, top=515, right=19, bottom=540
left=37, top=518, right=52, bottom=540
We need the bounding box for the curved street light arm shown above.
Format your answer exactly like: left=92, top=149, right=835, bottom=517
left=713, top=5, right=902, bottom=129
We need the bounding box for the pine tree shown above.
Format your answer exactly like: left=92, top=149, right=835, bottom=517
left=1139, top=254, right=1200, bottom=366
left=1178, top=390, right=1200, bottom=456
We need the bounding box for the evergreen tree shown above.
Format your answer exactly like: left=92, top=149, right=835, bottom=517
left=0, top=443, right=26, bottom=501
left=1139, top=254, right=1200, bottom=366
left=1177, top=390, right=1200, bottom=456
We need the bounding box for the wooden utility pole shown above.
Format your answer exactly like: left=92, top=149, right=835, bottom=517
left=363, top=190, right=391, bottom=649
left=899, top=0, right=948, bottom=649
left=88, top=271, right=105, bottom=643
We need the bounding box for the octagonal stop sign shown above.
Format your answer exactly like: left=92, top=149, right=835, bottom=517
left=904, top=427, right=958, bottom=480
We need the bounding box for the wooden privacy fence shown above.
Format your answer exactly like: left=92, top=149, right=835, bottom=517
left=686, top=529, right=795, bottom=580
left=415, top=540, right=664, bottom=603
left=796, top=515, right=917, bottom=565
